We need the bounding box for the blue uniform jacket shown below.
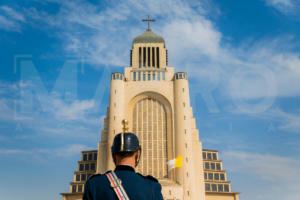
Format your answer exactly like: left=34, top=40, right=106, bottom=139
left=83, top=165, right=164, bottom=200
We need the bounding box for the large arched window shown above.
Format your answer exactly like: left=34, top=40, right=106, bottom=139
left=132, top=97, right=168, bottom=179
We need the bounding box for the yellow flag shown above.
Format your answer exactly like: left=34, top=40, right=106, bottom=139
left=168, top=156, right=183, bottom=169
left=174, top=155, right=183, bottom=168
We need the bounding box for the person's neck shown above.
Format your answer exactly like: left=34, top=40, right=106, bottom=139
left=117, top=159, right=135, bottom=169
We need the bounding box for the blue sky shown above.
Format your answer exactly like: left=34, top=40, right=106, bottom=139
left=1, top=0, right=300, bottom=200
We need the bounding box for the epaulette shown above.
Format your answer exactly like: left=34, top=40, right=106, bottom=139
left=88, top=170, right=113, bottom=180
left=87, top=173, right=103, bottom=180
left=146, top=175, right=159, bottom=182
left=137, top=173, right=158, bottom=182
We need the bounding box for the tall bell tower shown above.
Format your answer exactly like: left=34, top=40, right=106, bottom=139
left=96, top=17, right=206, bottom=200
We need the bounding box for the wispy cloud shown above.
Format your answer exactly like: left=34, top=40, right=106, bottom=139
left=1, top=1, right=300, bottom=133
left=51, top=99, right=96, bottom=120
left=264, top=0, right=298, bottom=14
left=250, top=107, right=300, bottom=133
left=163, top=19, right=221, bottom=59
left=0, top=144, right=92, bottom=157
left=20, top=0, right=300, bottom=103
left=0, top=6, right=25, bottom=32
left=0, top=80, right=102, bottom=139
left=0, top=149, right=29, bottom=155
left=222, top=150, right=300, bottom=200
left=268, top=109, right=300, bottom=133
left=1, top=0, right=299, bottom=121
left=1, top=6, right=25, bottom=22
left=223, top=151, right=300, bottom=181
left=21, top=0, right=218, bottom=67
left=226, top=102, right=300, bottom=134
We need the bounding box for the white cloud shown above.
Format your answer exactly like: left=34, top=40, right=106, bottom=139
left=22, top=0, right=217, bottom=67
left=266, top=0, right=293, bottom=6
left=0, top=80, right=102, bottom=139
left=240, top=107, right=300, bottom=133
left=163, top=19, right=221, bottom=59
left=0, top=144, right=92, bottom=157
left=18, top=0, right=300, bottom=104
left=222, top=151, right=300, bottom=200
left=1, top=6, right=25, bottom=22
left=0, top=98, right=14, bottom=120
left=223, top=151, right=300, bottom=181
left=264, top=0, right=297, bottom=14
left=0, top=6, right=25, bottom=32
left=269, top=109, right=300, bottom=133
left=224, top=37, right=300, bottom=103
left=0, top=0, right=298, bottom=118
left=7, top=0, right=300, bottom=103
left=0, top=15, right=21, bottom=32
left=55, top=144, right=91, bottom=156
left=52, top=99, right=95, bottom=120
left=17, top=80, right=97, bottom=123
left=0, top=149, right=29, bottom=155
left=1, top=1, right=300, bottom=118
left=226, top=104, right=300, bottom=134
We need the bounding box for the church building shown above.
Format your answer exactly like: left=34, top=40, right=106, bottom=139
left=61, top=19, right=240, bottom=200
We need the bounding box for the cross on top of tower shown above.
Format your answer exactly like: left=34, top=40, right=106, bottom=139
left=142, top=15, right=155, bottom=31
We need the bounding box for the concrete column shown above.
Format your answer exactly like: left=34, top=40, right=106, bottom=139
left=174, top=74, right=190, bottom=195
left=106, top=73, right=125, bottom=171
left=174, top=73, right=202, bottom=200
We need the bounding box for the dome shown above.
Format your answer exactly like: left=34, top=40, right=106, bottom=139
left=133, top=30, right=165, bottom=44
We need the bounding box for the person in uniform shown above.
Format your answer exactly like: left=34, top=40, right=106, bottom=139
left=83, top=129, right=164, bottom=200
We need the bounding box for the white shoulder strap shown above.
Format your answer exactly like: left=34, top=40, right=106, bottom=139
left=105, top=171, right=130, bottom=200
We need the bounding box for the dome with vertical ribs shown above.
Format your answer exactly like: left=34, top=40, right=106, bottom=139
left=133, top=30, right=165, bottom=44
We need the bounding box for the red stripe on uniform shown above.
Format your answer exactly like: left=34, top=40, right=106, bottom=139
left=107, top=173, right=124, bottom=200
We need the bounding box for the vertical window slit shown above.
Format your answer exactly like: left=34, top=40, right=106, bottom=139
left=139, top=47, right=141, bottom=68
left=166, top=50, right=168, bottom=66
left=156, top=47, right=160, bottom=68
left=152, top=47, right=155, bottom=67
left=130, top=50, right=132, bottom=66
left=143, top=47, right=146, bottom=67
left=148, top=47, right=150, bottom=67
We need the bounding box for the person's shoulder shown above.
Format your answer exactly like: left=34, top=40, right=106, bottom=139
left=88, top=173, right=103, bottom=180
left=86, top=171, right=111, bottom=183
left=137, top=173, right=159, bottom=183
left=145, top=175, right=159, bottom=183
left=136, top=173, right=162, bottom=197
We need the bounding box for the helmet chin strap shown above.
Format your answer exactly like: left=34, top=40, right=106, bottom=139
left=135, top=149, right=141, bottom=167
left=135, top=157, right=139, bottom=167
left=112, top=154, right=117, bottom=166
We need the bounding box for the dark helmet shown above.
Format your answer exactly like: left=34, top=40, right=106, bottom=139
left=111, top=132, right=141, bottom=153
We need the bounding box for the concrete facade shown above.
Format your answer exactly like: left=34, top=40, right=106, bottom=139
left=96, top=29, right=205, bottom=200
left=61, top=28, right=239, bottom=200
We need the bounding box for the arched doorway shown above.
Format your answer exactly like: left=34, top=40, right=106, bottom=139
left=132, top=96, right=168, bottom=179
